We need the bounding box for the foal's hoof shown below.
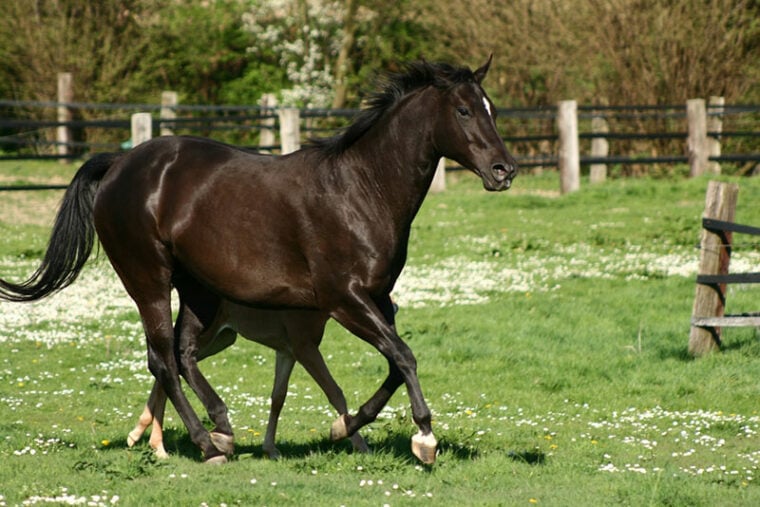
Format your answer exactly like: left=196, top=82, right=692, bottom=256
left=411, top=431, right=438, bottom=465
left=262, top=444, right=282, bottom=460
left=330, top=414, right=350, bottom=441
left=126, top=430, right=141, bottom=448
left=210, top=432, right=235, bottom=457
left=204, top=454, right=228, bottom=465
left=154, top=445, right=169, bottom=460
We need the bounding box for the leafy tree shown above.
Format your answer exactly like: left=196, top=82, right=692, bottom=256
left=0, top=0, right=147, bottom=104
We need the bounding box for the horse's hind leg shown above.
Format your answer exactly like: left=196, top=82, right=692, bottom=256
left=174, top=286, right=234, bottom=457
left=262, top=351, right=296, bottom=459
left=104, top=258, right=225, bottom=462
left=137, top=297, right=228, bottom=463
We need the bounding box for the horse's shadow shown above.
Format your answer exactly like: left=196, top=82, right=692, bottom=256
left=115, top=427, right=491, bottom=464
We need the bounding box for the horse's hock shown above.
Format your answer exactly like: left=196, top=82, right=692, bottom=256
left=689, top=180, right=760, bottom=356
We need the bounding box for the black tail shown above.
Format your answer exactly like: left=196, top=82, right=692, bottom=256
left=0, top=152, right=120, bottom=302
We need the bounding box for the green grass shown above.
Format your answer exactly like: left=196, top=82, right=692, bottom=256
left=1, top=161, right=760, bottom=506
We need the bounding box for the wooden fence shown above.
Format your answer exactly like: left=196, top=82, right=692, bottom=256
left=1, top=73, right=759, bottom=192
left=689, top=181, right=760, bottom=356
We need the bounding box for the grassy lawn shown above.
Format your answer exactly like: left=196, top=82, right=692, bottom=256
left=1, top=160, right=759, bottom=506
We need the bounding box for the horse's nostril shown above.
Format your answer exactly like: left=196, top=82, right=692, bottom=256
left=491, top=163, right=515, bottom=181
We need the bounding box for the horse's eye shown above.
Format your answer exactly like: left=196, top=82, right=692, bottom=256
left=456, top=106, right=471, bottom=117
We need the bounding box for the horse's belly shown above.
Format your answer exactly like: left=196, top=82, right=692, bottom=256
left=174, top=242, right=317, bottom=309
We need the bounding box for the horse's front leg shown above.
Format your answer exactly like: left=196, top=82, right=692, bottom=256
left=330, top=293, right=436, bottom=464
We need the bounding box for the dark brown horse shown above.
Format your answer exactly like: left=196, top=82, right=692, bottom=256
left=0, top=58, right=516, bottom=464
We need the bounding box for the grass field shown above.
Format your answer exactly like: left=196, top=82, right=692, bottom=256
left=1, top=159, right=760, bottom=506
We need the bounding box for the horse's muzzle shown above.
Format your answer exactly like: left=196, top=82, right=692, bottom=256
left=488, top=162, right=517, bottom=190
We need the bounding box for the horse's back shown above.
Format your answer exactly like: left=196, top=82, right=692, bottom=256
left=94, top=136, right=319, bottom=308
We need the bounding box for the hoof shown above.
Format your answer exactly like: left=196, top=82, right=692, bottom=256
left=127, top=430, right=141, bottom=448
left=350, top=433, right=370, bottom=454
left=210, top=432, right=235, bottom=456
left=330, top=414, right=350, bottom=441
left=263, top=445, right=281, bottom=460
left=154, top=444, right=169, bottom=459
left=411, top=431, right=437, bottom=465
left=204, top=454, right=228, bottom=465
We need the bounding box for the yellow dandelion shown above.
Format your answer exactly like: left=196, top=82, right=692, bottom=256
left=529, top=498, right=538, bottom=504
left=101, top=439, right=110, bottom=447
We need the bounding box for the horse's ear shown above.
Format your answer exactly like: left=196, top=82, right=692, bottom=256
left=474, top=54, right=493, bottom=84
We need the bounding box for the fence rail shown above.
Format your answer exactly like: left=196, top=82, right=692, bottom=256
left=2, top=82, right=759, bottom=192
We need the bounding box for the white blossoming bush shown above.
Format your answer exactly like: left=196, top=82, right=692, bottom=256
left=242, top=0, right=344, bottom=107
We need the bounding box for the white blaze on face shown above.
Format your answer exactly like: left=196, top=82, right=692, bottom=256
left=482, top=96, right=492, bottom=118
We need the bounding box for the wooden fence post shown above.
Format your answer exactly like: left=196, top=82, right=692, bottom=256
left=278, top=108, right=300, bottom=154
left=160, top=91, right=178, bottom=136
left=131, top=113, right=152, bottom=147
left=57, top=72, right=73, bottom=162
left=429, top=158, right=447, bottom=193
left=687, top=98, right=709, bottom=177
left=707, top=96, right=724, bottom=174
left=689, top=180, right=739, bottom=357
left=590, top=115, right=609, bottom=183
left=557, top=100, right=580, bottom=194
left=259, top=94, right=277, bottom=152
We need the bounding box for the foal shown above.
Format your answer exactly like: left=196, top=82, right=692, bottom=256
left=127, top=295, right=369, bottom=459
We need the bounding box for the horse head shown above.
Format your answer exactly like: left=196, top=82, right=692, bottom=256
left=431, top=56, right=518, bottom=191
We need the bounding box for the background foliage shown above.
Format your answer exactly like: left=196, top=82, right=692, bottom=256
left=1, top=0, right=758, bottom=109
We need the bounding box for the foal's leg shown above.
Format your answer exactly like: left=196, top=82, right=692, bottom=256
left=127, top=381, right=169, bottom=458
left=295, top=347, right=370, bottom=454
left=330, top=293, right=436, bottom=464
left=262, top=351, right=296, bottom=459
left=284, top=312, right=368, bottom=454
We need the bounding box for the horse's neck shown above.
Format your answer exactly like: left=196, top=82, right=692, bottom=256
left=341, top=95, right=439, bottom=224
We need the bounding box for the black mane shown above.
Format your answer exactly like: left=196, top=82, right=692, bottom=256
left=309, top=61, right=478, bottom=157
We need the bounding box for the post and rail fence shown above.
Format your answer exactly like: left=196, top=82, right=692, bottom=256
left=1, top=73, right=759, bottom=192
left=689, top=181, right=760, bottom=357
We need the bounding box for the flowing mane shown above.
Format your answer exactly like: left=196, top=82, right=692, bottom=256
left=309, top=61, right=478, bottom=157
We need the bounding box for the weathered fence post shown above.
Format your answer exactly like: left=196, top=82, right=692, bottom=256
left=131, top=113, right=153, bottom=147
left=590, top=115, right=609, bottom=184
left=557, top=100, right=580, bottom=194
left=689, top=180, right=739, bottom=357
left=160, top=91, right=178, bottom=136
left=687, top=98, right=709, bottom=177
left=57, top=72, right=73, bottom=162
left=259, top=94, right=278, bottom=152
left=707, top=96, right=724, bottom=174
left=278, top=107, right=300, bottom=154
left=429, top=158, right=447, bottom=193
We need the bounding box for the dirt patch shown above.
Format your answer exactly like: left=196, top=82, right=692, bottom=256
left=0, top=190, right=62, bottom=227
